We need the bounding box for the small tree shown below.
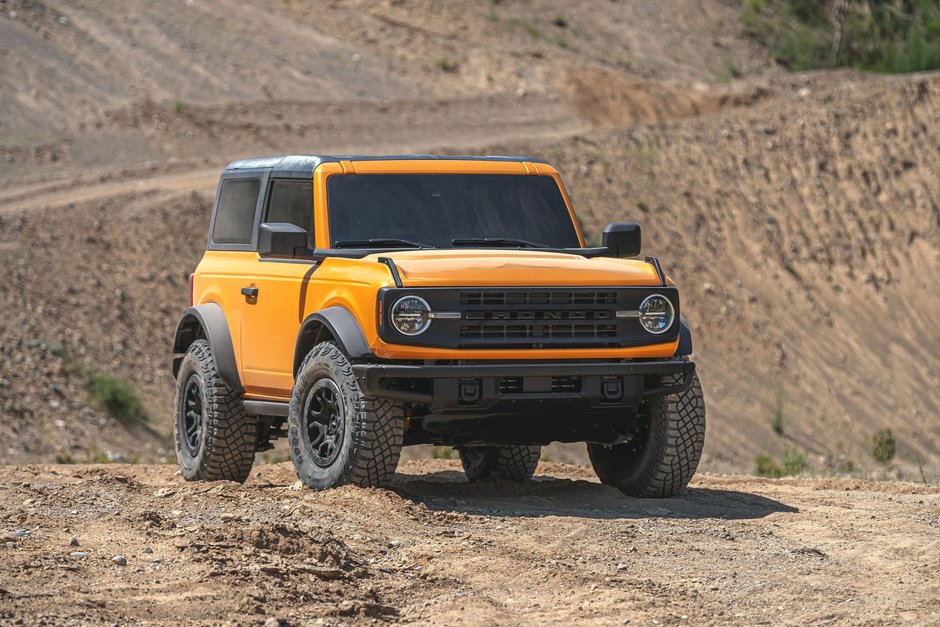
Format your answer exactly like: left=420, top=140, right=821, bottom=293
left=871, top=429, right=896, bottom=464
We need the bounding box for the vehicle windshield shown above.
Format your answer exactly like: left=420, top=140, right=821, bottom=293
left=327, top=174, right=581, bottom=248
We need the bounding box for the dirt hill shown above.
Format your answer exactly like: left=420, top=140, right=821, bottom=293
left=0, top=0, right=937, bottom=481
left=497, top=71, right=940, bottom=474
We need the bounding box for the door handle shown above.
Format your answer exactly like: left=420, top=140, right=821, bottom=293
left=241, top=286, right=259, bottom=303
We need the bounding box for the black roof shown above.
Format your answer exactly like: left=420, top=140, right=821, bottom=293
left=224, top=154, right=545, bottom=179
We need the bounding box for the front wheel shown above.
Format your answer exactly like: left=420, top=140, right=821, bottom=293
left=588, top=373, right=705, bottom=498
left=458, top=445, right=541, bottom=482
left=288, top=342, right=403, bottom=489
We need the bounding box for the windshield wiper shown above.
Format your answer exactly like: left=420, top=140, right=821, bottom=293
left=334, top=238, right=434, bottom=249
left=451, top=237, right=549, bottom=248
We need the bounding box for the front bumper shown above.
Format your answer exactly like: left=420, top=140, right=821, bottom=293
left=352, top=359, right=695, bottom=414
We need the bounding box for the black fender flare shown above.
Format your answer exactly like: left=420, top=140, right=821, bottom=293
left=172, top=303, right=243, bottom=392
left=675, top=315, right=693, bottom=357
left=293, top=306, right=374, bottom=376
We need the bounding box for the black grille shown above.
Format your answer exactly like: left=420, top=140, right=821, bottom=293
left=459, top=323, right=618, bottom=340
left=499, top=378, right=523, bottom=393
left=379, top=286, right=680, bottom=350
left=497, top=376, right=582, bottom=394
left=552, top=376, right=581, bottom=392
left=459, top=291, right=618, bottom=307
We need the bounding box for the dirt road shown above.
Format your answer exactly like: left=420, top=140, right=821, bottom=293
left=1, top=460, right=937, bottom=625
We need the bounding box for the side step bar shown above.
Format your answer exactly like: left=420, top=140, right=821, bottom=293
left=243, top=400, right=290, bottom=417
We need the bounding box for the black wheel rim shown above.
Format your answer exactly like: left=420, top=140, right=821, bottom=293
left=303, top=378, right=345, bottom=468
left=180, top=374, right=204, bottom=456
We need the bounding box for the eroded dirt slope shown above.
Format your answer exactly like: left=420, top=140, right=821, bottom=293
left=0, top=0, right=768, bottom=165
left=1, top=72, right=936, bottom=477
left=0, top=1, right=937, bottom=477
left=487, top=71, right=940, bottom=473
left=1, top=461, right=938, bottom=624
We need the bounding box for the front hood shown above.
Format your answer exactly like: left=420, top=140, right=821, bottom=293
left=365, top=249, right=666, bottom=287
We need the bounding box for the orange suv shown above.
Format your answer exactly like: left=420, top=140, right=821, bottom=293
left=172, top=155, right=705, bottom=497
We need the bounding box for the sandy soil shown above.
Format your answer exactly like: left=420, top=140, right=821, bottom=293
left=1, top=460, right=937, bottom=625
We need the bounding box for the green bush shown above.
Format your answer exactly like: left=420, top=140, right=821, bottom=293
left=436, top=57, right=459, bottom=73
left=90, top=448, right=113, bottom=464
left=87, top=373, right=149, bottom=425
left=719, top=58, right=743, bottom=82
left=431, top=446, right=456, bottom=460
left=771, top=392, right=785, bottom=435
left=782, top=445, right=807, bottom=475
left=743, top=0, right=940, bottom=73
left=871, top=429, right=896, bottom=464
left=756, top=452, right=783, bottom=477
left=52, top=348, right=150, bottom=426
left=756, top=445, right=806, bottom=477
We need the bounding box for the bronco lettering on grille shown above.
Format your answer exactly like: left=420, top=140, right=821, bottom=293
left=464, top=311, right=614, bottom=321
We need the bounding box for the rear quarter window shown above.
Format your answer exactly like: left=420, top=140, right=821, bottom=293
left=264, top=179, right=314, bottom=247
left=212, top=178, right=261, bottom=244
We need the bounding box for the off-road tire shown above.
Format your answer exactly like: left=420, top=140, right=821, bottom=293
left=458, top=445, right=541, bottom=482
left=588, top=373, right=705, bottom=498
left=174, top=339, right=257, bottom=482
left=288, top=342, right=403, bottom=489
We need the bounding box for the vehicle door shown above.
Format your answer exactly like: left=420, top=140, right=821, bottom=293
left=238, top=177, right=317, bottom=399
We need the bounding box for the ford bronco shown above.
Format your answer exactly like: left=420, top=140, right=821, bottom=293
left=172, top=155, right=705, bottom=497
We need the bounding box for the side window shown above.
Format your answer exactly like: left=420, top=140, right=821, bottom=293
left=212, top=178, right=261, bottom=245
left=265, top=179, right=314, bottom=247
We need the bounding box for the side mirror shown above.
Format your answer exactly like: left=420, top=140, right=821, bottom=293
left=259, top=223, right=308, bottom=258
left=602, top=222, right=641, bottom=257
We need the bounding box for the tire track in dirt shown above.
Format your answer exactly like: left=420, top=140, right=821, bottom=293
left=0, top=168, right=220, bottom=215
left=0, top=76, right=763, bottom=214
left=0, top=91, right=589, bottom=213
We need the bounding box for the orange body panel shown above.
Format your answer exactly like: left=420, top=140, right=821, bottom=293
left=193, top=159, right=678, bottom=401
left=364, top=249, right=667, bottom=287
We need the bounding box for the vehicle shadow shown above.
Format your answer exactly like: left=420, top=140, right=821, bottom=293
left=389, top=470, right=798, bottom=521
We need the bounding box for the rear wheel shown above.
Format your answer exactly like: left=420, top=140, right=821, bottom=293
left=174, top=339, right=257, bottom=482
left=288, top=342, right=403, bottom=489
left=588, top=373, right=705, bottom=498
left=458, top=445, right=541, bottom=482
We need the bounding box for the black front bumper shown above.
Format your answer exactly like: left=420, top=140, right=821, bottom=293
left=352, top=359, right=695, bottom=414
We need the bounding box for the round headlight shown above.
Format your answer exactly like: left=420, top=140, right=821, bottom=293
left=391, top=295, right=432, bottom=336
left=638, top=294, right=675, bottom=334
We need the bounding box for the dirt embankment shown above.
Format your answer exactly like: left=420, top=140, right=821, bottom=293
left=496, top=72, right=940, bottom=475
left=0, top=1, right=937, bottom=477
left=0, top=0, right=767, bottom=171
left=1, top=461, right=937, bottom=624
left=1, top=71, right=936, bottom=477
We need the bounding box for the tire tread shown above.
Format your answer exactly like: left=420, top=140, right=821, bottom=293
left=588, top=373, right=706, bottom=497
left=174, top=339, right=256, bottom=483
left=459, top=445, right=540, bottom=482
left=291, top=343, right=403, bottom=489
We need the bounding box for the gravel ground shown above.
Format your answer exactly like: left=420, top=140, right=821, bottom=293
left=1, top=460, right=937, bottom=625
